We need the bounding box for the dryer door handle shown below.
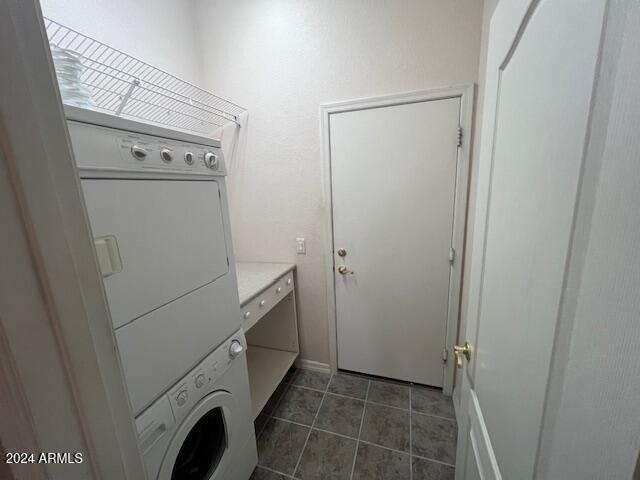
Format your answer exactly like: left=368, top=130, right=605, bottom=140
left=94, top=235, right=122, bottom=277
left=139, top=420, right=168, bottom=454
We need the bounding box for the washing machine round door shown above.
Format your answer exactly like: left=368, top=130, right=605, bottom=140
left=158, top=390, right=239, bottom=480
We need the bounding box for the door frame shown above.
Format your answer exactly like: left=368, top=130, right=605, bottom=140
left=320, top=85, right=474, bottom=394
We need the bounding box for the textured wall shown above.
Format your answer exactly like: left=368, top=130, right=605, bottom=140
left=38, top=0, right=202, bottom=85
left=194, top=0, right=485, bottom=364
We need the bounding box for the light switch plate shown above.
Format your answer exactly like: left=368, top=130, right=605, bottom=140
left=296, top=237, right=306, bottom=255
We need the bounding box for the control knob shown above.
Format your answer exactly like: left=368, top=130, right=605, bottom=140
left=131, top=145, right=147, bottom=160
left=160, top=148, right=173, bottom=162
left=195, top=373, right=206, bottom=389
left=176, top=390, right=188, bottom=407
left=204, top=152, right=219, bottom=170
left=229, top=340, right=244, bottom=359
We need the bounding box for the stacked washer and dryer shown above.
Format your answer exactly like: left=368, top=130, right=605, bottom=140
left=66, top=106, right=257, bottom=480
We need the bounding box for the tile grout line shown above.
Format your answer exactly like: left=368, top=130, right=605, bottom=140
left=295, top=384, right=365, bottom=400
left=410, top=408, right=457, bottom=422
left=411, top=455, right=456, bottom=468
left=257, top=371, right=456, bottom=477
left=364, top=398, right=456, bottom=421
left=256, top=376, right=294, bottom=440
left=291, top=372, right=332, bottom=479
left=295, top=382, right=456, bottom=421
left=254, top=371, right=301, bottom=478
left=270, top=417, right=357, bottom=441
left=348, top=379, right=371, bottom=480
left=355, top=440, right=455, bottom=467
left=261, top=414, right=455, bottom=467
left=255, top=464, right=296, bottom=479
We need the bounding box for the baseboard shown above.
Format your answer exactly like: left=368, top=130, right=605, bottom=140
left=295, top=358, right=332, bottom=374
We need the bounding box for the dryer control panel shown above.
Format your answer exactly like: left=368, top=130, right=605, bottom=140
left=68, top=121, right=226, bottom=177
left=167, top=330, right=247, bottom=423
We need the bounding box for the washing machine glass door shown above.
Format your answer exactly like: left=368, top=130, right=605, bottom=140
left=160, top=391, right=238, bottom=480
left=173, top=408, right=225, bottom=479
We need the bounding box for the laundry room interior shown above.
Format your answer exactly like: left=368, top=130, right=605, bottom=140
left=2, top=0, right=640, bottom=479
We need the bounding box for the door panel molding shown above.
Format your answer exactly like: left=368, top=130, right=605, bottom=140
left=468, top=390, right=501, bottom=480
left=320, top=85, right=474, bottom=394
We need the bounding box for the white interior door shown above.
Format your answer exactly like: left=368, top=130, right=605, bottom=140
left=330, top=95, right=462, bottom=386
left=455, top=1, right=607, bottom=478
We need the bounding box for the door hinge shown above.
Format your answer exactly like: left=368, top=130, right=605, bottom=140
left=448, top=247, right=455, bottom=264
left=457, top=126, right=463, bottom=147
left=442, top=349, right=448, bottom=363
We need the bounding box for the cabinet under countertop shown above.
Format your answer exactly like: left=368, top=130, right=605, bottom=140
left=235, top=261, right=299, bottom=418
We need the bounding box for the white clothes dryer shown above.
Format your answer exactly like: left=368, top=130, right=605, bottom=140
left=136, top=330, right=257, bottom=480
left=66, top=106, right=243, bottom=415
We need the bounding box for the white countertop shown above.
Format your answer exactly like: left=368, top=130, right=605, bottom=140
left=236, top=261, right=295, bottom=306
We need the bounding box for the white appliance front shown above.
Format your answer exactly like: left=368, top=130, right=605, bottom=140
left=82, top=178, right=239, bottom=415
left=136, top=330, right=257, bottom=480
left=82, top=179, right=229, bottom=329
left=112, top=274, right=240, bottom=414
left=68, top=115, right=242, bottom=415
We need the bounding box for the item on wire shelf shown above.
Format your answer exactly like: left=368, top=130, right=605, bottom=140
left=51, top=46, right=95, bottom=109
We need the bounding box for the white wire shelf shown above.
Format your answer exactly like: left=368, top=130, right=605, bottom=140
left=44, top=17, right=246, bottom=136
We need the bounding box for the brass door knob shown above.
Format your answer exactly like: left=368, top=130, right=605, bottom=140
left=337, top=265, right=354, bottom=275
left=453, top=342, right=472, bottom=368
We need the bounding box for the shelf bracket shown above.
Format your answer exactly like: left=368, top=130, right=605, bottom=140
left=115, top=79, right=140, bottom=116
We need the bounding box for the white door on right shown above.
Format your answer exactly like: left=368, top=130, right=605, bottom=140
left=456, top=1, right=607, bottom=479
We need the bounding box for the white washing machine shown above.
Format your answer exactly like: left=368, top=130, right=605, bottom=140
left=135, top=329, right=257, bottom=480
left=66, top=106, right=244, bottom=416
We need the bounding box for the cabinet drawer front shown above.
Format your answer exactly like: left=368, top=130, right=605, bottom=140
left=242, top=272, right=294, bottom=331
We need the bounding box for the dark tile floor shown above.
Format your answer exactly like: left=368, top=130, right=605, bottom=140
left=250, top=368, right=457, bottom=480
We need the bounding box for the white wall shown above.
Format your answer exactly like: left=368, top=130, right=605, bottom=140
left=38, top=0, right=202, bottom=85
left=194, top=0, right=485, bottom=364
